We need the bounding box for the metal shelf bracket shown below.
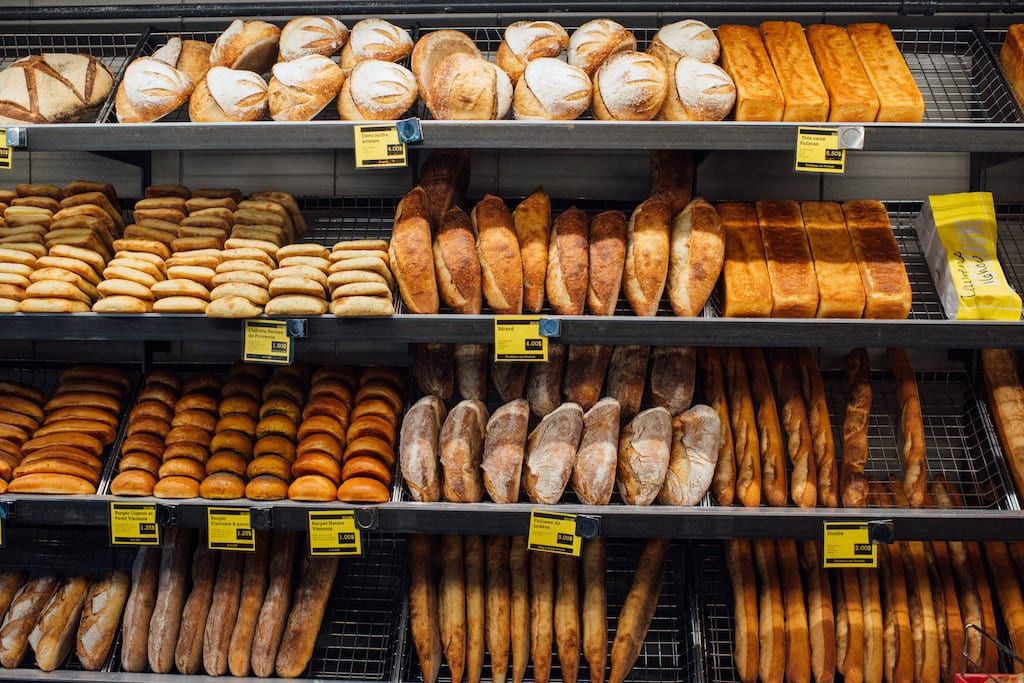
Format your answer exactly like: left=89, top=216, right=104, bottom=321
left=5, top=128, right=24, bottom=148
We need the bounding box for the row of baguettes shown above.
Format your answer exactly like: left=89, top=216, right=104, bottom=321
left=722, top=199, right=912, bottom=319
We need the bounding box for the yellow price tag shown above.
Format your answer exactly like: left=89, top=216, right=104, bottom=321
left=242, top=319, right=292, bottom=365
left=354, top=124, right=407, bottom=169
left=494, top=316, right=547, bottom=362
left=795, top=127, right=845, bottom=174
left=0, top=130, right=12, bottom=171
left=207, top=508, right=255, bottom=552
left=109, top=503, right=160, bottom=546
left=308, top=511, right=362, bottom=556
left=528, top=510, right=581, bottom=556
left=823, top=521, right=877, bottom=568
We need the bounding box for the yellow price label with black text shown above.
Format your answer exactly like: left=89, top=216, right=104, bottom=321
left=243, top=319, right=292, bottom=365
left=494, top=316, right=547, bottom=362
left=354, top=124, right=407, bottom=169
left=308, top=511, right=362, bottom=556
left=0, top=131, right=12, bottom=171
left=109, top=503, right=159, bottom=546
left=795, top=127, right=845, bottom=174
left=528, top=510, right=581, bottom=556
left=208, top=508, right=255, bottom=552
left=823, top=521, right=877, bottom=568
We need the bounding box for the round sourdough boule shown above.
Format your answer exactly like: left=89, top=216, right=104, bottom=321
left=218, top=394, right=260, bottom=418
left=212, top=270, right=270, bottom=289
left=657, top=57, right=735, bottom=121
left=206, top=296, right=262, bottom=318
left=297, top=414, right=345, bottom=442
left=159, top=457, right=205, bottom=481
left=593, top=50, right=668, bottom=121
left=93, top=296, right=151, bottom=314
left=296, top=432, right=342, bottom=461
left=118, top=452, right=162, bottom=477
left=341, top=455, right=392, bottom=484
left=154, top=474, right=201, bottom=498
left=287, top=473, right=337, bottom=501
left=171, top=409, right=217, bottom=433
left=205, top=451, right=247, bottom=477
left=337, top=476, right=389, bottom=502
left=163, top=442, right=208, bottom=463
left=341, top=18, right=413, bottom=72
left=210, top=282, right=270, bottom=305
left=215, top=413, right=258, bottom=435
left=256, top=413, right=298, bottom=440
left=342, top=435, right=395, bottom=466
left=291, top=452, right=343, bottom=485
left=246, top=454, right=291, bottom=480
left=254, top=434, right=296, bottom=462
left=338, top=59, right=418, bottom=121
left=513, top=57, right=592, bottom=121
left=648, top=19, right=719, bottom=66
left=152, top=296, right=208, bottom=313
left=567, top=19, right=636, bottom=76
left=496, top=20, right=570, bottom=84
left=210, top=430, right=253, bottom=458
left=245, top=475, right=288, bottom=500
left=346, top=415, right=396, bottom=446
left=199, top=471, right=245, bottom=499
left=110, top=470, right=157, bottom=496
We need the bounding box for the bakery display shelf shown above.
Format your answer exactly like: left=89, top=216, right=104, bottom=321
left=397, top=538, right=698, bottom=683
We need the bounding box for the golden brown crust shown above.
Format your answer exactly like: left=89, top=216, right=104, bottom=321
left=719, top=202, right=772, bottom=317
left=723, top=348, right=761, bottom=508
left=513, top=189, right=551, bottom=313
left=760, top=21, right=829, bottom=121
left=473, top=195, right=523, bottom=314
left=546, top=207, right=589, bottom=315
left=887, top=348, right=927, bottom=507
left=842, top=200, right=911, bottom=319
left=390, top=188, right=439, bottom=314
left=755, top=200, right=818, bottom=318
left=841, top=348, right=871, bottom=508
left=624, top=196, right=671, bottom=316
left=766, top=348, right=817, bottom=508
left=587, top=210, right=627, bottom=316
left=982, top=349, right=1024, bottom=501
left=847, top=23, right=924, bottom=122
left=801, top=201, right=866, bottom=318
left=725, top=539, right=758, bottom=683
left=433, top=207, right=482, bottom=314
left=744, top=349, right=788, bottom=507
left=717, top=25, right=784, bottom=121
left=794, top=349, right=839, bottom=507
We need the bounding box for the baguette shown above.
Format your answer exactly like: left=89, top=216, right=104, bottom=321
left=530, top=550, right=554, bottom=683
left=860, top=568, right=884, bottom=683
left=984, top=541, right=1024, bottom=673
left=274, top=556, right=340, bottom=678
left=228, top=535, right=270, bottom=677
left=752, top=540, right=786, bottom=683
left=440, top=535, right=467, bottom=683
left=29, top=576, right=90, bottom=672
left=624, top=195, right=671, bottom=316
left=605, top=345, right=650, bottom=421
left=701, top=348, right=736, bottom=506
left=482, top=399, right=529, bottom=504
left=719, top=202, right=772, bottom=317
left=1001, top=25, right=1024, bottom=111
left=878, top=535, right=913, bottom=683
left=744, top=348, right=788, bottom=507
left=798, top=541, right=835, bottom=683
left=725, top=539, right=758, bottom=683
left=723, top=348, right=762, bottom=507
left=836, top=569, right=865, bottom=683
left=767, top=348, right=817, bottom=508
left=841, top=348, right=871, bottom=508
left=847, top=24, right=924, bottom=122
left=249, top=532, right=295, bottom=678
left=980, top=349, right=1024, bottom=501
left=76, top=570, right=130, bottom=671
left=609, top=538, right=669, bottom=683
left=887, top=348, right=927, bottom=507
left=582, top=539, right=607, bottom=683
left=795, top=349, right=839, bottom=507
left=926, top=538, right=962, bottom=683
left=203, top=551, right=244, bottom=676
left=935, top=512, right=984, bottom=676
left=587, top=210, right=627, bottom=316
left=408, top=535, right=443, bottom=683
left=121, top=546, right=160, bottom=672
left=756, top=199, right=819, bottom=317
left=486, top=536, right=511, bottom=683
left=174, top=541, right=218, bottom=674
left=466, top=535, right=486, bottom=683
left=0, top=581, right=57, bottom=669
left=547, top=206, right=589, bottom=315
left=842, top=200, right=911, bottom=319
left=555, top=556, right=580, bottom=683
left=510, top=536, right=531, bottom=683
left=776, top=540, right=811, bottom=683
left=513, top=188, right=550, bottom=313
left=474, top=194, right=523, bottom=314
left=148, top=527, right=192, bottom=674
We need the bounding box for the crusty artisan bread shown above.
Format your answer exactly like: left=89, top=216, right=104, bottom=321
left=482, top=399, right=529, bottom=504
left=391, top=188, right=439, bottom=314
left=547, top=207, right=589, bottom=315
left=624, top=196, right=671, bottom=316
left=982, top=349, right=1024, bottom=500
left=439, top=399, right=488, bottom=503
left=717, top=25, right=784, bottom=121
left=806, top=25, right=880, bottom=122
left=434, top=207, right=482, bottom=314
left=718, top=202, right=772, bottom=317
left=524, top=402, right=583, bottom=504
left=1001, top=25, right=1024, bottom=109
left=616, top=407, right=672, bottom=506
left=605, top=345, right=649, bottom=421
left=649, top=150, right=694, bottom=217
left=756, top=200, right=819, bottom=318
left=587, top=210, right=627, bottom=316
left=474, top=195, right=523, bottom=314
left=668, top=197, right=724, bottom=317
left=562, top=344, right=612, bottom=412
left=513, top=188, right=551, bottom=313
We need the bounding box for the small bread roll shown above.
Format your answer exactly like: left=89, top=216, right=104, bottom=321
left=151, top=37, right=212, bottom=86
left=279, top=16, right=349, bottom=61
left=513, top=58, right=592, bottom=121
left=115, top=57, right=193, bottom=123
left=338, top=60, right=418, bottom=121
left=189, top=67, right=268, bottom=122
left=429, top=54, right=512, bottom=120
left=568, top=19, right=637, bottom=76
left=268, top=55, right=344, bottom=121
left=648, top=20, right=720, bottom=66
left=592, top=51, right=668, bottom=121
left=497, top=21, right=570, bottom=84
left=210, top=19, right=281, bottom=74
left=658, top=57, right=736, bottom=122
left=341, top=18, right=413, bottom=73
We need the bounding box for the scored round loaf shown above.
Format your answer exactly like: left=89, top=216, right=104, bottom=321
left=657, top=57, right=735, bottom=121
left=279, top=16, right=349, bottom=61
left=428, top=53, right=512, bottom=120
left=513, top=58, right=592, bottom=121
left=337, top=60, right=418, bottom=121
left=210, top=20, right=281, bottom=74
left=648, top=20, right=720, bottom=67
left=337, top=476, right=389, bottom=502
left=189, top=67, right=268, bottom=123
left=496, top=20, right=570, bottom=84
left=268, top=55, right=345, bottom=121
left=340, top=19, right=413, bottom=73
left=568, top=19, right=637, bottom=76
left=153, top=474, right=200, bottom=499
left=288, top=474, right=337, bottom=501
left=592, top=51, right=668, bottom=121
left=115, top=57, right=192, bottom=123
left=245, top=475, right=288, bottom=500
left=151, top=37, right=212, bottom=86
left=411, top=30, right=481, bottom=112
left=199, top=471, right=245, bottom=499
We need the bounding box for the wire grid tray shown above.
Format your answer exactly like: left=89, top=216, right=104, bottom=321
left=0, top=31, right=144, bottom=124
left=297, top=196, right=400, bottom=246
left=819, top=368, right=1014, bottom=509
left=687, top=540, right=745, bottom=683
left=0, top=525, right=137, bottom=673
left=400, top=538, right=694, bottom=683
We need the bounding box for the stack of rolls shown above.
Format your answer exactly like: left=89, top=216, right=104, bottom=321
left=245, top=364, right=308, bottom=500
left=8, top=365, right=129, bottom=494
left=0, top=380, right=46, bottom=492
left=328, top=239, right=396, bottom=316
left=287, top=366, right=352, bottom=501
left=93, top=237, right=170, bottom=314
left=109, top=370, right=182, bottom=495
left=207, top=246, right=273, bottom=317
left=198, top=364, right=269, bottom=499
left=0, top=246, right=37, bottom=313
left=265, top=243, right=329, bottom=316
left=338, top=366, right=404, bottom=502
left=149, top=372, right=221, bottom=498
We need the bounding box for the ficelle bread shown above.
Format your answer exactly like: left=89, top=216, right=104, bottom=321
left=496, top=21, right=570, bottom=84
left=513, top=58, right=592, bottom=121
